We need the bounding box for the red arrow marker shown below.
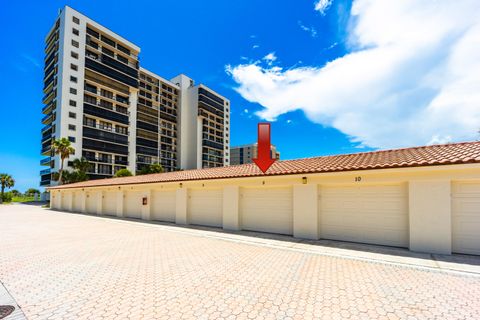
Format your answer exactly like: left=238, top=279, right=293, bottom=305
left=253, top=123, right=276, bottom=173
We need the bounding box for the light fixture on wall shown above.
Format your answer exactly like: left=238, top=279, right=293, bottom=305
left=302, top=177, right=307, bottom=184
left=179, top=183, right=183, bottom=188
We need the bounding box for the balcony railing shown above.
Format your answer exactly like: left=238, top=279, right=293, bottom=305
left=42, top=113, right=54, bottom=125
left=83, top=156, right=113, bottom=164
left=40, top=180, right=51, bottom=186
left=40, top=157, right=51, bottom=166
left=83, top=103, right=129, bottom=125
left=41, top=132, right=52, bottom=143
left=115, top=158, right=128, bottom=165
left=83, top=126, right=128, bottom=145
left=40, top=168, right=51, bottom=175
left=41, top=145, right=51, bottom=155
left=42, top=101, right=55, bottom=114
left=85, top=56, right=138, bottom=88
left=42, top=124, right=52, bottom=134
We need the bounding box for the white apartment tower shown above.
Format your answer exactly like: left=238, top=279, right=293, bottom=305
left=40, top=6, right=230, bottom=187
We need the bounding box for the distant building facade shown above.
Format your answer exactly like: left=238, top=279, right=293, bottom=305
left=230, top=143, right=280, bottom=165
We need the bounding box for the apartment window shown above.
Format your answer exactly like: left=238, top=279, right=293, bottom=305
left=71, top=63, right=78, bottom=71
left=71, top=39, right=79, bottom=48
left=69, top=112, right=76, bottom=119
left=71, top=51, right=78, bottom=59
left=115, top=126, right=127, bottom=135
left=70, top=76, right=77, bottom=83
left=98, top=164, right=112, bottom=175
left=99, top=121, right=112, bottom=131
left=101, top=47, right=114, bottom=57
left=101, top=35, right=116, bottom=47
left=72, top=28, right=79, bottom=36
left=68, top=124, right=76, bottom=131
left=70, top=88, right=77, bottom=95
left=84, top=94, right=96, bottom=105
left=84, top=117, right=96, bottom=127
left=116, top=105, right=127, bottom=114
left=117, top=55, right=128, bottom=64
left=69, top=100, right=77, bottom=107
left=100, top=89, right=113, bottom=99
left=99, top=100, right=113, bottom=109
left=68, top=136, right=76, bottom=143
left=72, top=16, right=80, bottom=24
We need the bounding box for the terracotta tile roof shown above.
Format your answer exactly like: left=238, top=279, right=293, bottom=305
left=49, top=141, right=480, bottom=190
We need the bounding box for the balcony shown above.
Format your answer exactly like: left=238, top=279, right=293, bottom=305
left=83, top=155, right=113, bottom=164
left=41, top=113, right=54, bottom=125
left=40, top=157, right=51, bottom=166
left=42, top=90, right=56, bottom=105
left=83, top=138, right=128, bottom=155
left=203, top=139, right=224, bottom=150
left=115, top=158, right=128, bottom=165
left=41, top=145, right=51, bottom=155
left=42, top=124, right=52, bottom=134
left=40, top=168, right=51, bottom=176
left=85, top=57, right=138, bottom=88
left=41, top=132, right=52, bottom=143
left=42, top=102, right=56, bottom=115
left=136, top=145, right=158, bottom=156
left=137, top=120, right=158, bottom=133
left=40, top=179, right=51, bottom=187
left=83, top=126, right=128, bottom=145
left=83, top=103, right=129, bottom=125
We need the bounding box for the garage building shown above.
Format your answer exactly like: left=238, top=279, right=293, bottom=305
left=49, top=141, right=480, bottom=255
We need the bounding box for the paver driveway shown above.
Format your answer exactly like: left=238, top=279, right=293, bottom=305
left=1, top=204, right=480, bottom=320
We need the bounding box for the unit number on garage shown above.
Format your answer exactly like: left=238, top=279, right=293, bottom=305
left=355, top=176, right=362, bottom=182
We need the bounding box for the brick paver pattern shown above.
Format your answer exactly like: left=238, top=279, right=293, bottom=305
left=1, top=205, right=480, bottom=320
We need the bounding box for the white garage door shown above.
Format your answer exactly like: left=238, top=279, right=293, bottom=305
left=452, top=182, right=480, bottom=255
left=152, top=190, right=176, bottom=222
left=86, top=192, right=97, bottom=214
left=320, top=184, right=408, bottom=247
left=124, top=191, right=142, bottom=219
left=103, top=191, right=117, bottom=216
left=240, top=186, right=293, bottom=235
left=72, top=192, right=83, bottom=212
left=187, top=189, right=223, bottom=227
left=62, top=192, right=72, bottom=211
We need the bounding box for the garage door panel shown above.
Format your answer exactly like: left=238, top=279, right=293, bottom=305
left=86, top=193, right=97, bottom=214
left=320, top=184, right=408, bottom=247
left=125, top=191, right=142, bottom=219
left=62, top=193, right=72, bottom=211
left=73, top=192, right=83, bottom=212
left=152, top=190, right=176, bottom=222
left=103, top=191, right=117, bottom=216
left=240, top=187, right=293, bottom=235
left=188, top=189, right=222, bottom=227
left=452, top=182, right=480, bottom=255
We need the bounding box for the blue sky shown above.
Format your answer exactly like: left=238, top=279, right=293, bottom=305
left=1, top=0, right=479, bottom=192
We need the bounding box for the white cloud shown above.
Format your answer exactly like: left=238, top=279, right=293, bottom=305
left=244, top=108, right=249, bottom=113
left=262, top=52, right=277, bottom=65
left=252, top=44, right=260, bottom=49
left=314, top=0, right=333, bottom=15
left=298, top=21, right=318, bottom=38
left=227, top=0, right=480, bottom=149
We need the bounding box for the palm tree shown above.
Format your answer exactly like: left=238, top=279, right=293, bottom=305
left=0, top=173, right=15, bottom=204
left=72, top=157, right=90, bottom=174
left=52, top=138, right=75, bottom=185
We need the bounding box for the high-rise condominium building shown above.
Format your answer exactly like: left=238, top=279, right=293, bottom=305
left=230, top=143, right=280, bottom=165
left=40, top=6, right=230, bottom=187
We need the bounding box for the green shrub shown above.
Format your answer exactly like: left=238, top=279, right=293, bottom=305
left=115, top=168, right=133, bottom=177
left=1, top=192, right=13, bottom=203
